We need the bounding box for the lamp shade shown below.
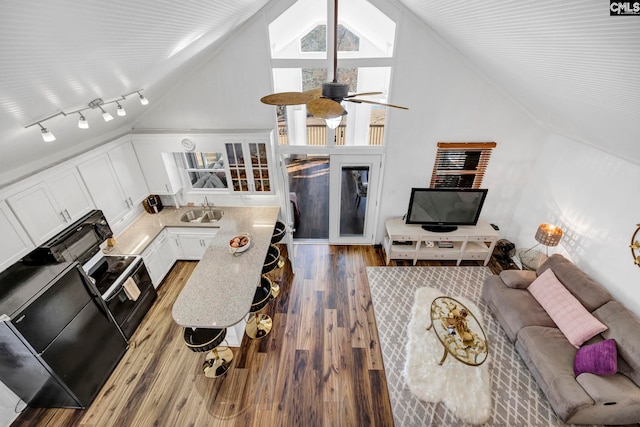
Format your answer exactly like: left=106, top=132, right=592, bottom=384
left=535, top=224, right=563, bottom=247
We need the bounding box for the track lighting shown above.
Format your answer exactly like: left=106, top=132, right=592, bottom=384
left=38, top=123, right=56, bottom=142
left=77, top=113, right=89, bottom=129
left=24, top=89, right=148, bottom=142
left=137, top=91, right=149, bottom=106
left=116, top=102, right=126, bottom=116
left=99, top=106, right=113, bottom=122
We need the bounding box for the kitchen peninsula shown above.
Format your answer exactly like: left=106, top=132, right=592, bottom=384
left=107, top=205, right=280, bottom=329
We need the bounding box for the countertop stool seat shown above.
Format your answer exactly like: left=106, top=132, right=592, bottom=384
left=246, top=276, right=273, bottom=339
left=271, top=220, right=286, bottom=244
left=262, top=244, right=285, bottom=298
left=183, top=327, right=233, bottom=378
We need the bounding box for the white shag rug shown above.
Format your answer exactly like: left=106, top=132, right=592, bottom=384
left=404, top=286, right=491, bottom=425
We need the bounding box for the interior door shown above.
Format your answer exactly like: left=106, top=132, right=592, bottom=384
left=329, top=154, right=380, bottom=244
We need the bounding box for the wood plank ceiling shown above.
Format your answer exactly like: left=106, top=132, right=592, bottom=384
left=0, top=0, right=638, bottom=185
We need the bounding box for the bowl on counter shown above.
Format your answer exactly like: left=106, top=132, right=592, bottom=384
left=229, top=234, right=250, bottom=254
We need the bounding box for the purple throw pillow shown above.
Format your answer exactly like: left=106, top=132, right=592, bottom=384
left=574, top=339, right=617, bottom=376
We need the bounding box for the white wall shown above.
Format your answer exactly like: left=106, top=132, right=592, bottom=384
left=510, top=134, right=640, bottom=316
left=376, top=5, right=547, bottom=239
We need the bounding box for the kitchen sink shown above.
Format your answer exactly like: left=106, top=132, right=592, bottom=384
left=180, top=208, right=223, bottom=223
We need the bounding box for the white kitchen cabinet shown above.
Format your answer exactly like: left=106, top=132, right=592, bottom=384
left=140, top=229, right=181, bottom=288
left=168, top=227, right=218, bottom=260
left=0, top=200, right=34, bottom=273
left=156, top=231, right=179, bottom=270
left=78, top=143, right=148, bottom=225
left=78, top=154, right=130, bottom=225
left=107, top=142, right=149, bottom=208
left=141, top=243, right=163, bottom=287
left=7, top=169, right=93, bottom=243
left=225, top=142, right=273, bottom=193
left=132, top=143, right=182, bottom=195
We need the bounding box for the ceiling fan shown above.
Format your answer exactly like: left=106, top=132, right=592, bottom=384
left=260, top=0, right=408, bottom=125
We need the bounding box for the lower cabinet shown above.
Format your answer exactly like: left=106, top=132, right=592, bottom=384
left=141, top=229, right=180, bottom=288
left=141, top=227, right=219, bottom=287
left=168, top=228, right=218, bottom=261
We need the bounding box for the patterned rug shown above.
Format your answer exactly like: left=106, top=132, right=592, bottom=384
left=366, top=266, right=566, bottom=427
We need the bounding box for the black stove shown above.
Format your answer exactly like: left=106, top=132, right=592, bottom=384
left=87, top=255, right=138, bottom=297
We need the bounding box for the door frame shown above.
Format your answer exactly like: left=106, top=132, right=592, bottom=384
left=328, top=154, right=381, bottom=244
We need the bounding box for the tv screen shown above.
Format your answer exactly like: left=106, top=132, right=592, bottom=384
left=405, top=188, right=488, bottom=232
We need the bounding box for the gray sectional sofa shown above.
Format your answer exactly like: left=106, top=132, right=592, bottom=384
left=483, top=254, right=640, bottom=425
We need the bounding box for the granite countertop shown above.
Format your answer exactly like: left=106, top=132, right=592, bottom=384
left=109, top=205, right=280, bottom=328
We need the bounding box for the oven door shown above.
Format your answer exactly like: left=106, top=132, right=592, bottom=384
left=104, top=260, right=157, bottom=339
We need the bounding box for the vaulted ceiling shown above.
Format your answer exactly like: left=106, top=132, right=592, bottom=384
left=1, top=0, right=638, bottom=184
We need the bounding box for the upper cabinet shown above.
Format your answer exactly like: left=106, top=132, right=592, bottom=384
left=107, top=142, right=149, bottom=206
left=0, top=200, right=34, bottom=272
left=225, top=142, right=272, bottom=194
left=132, top=143, right=182, bottom=195
left=78, top=141, right=149, bottom=225
left=7, top=169, right=94, bottom=243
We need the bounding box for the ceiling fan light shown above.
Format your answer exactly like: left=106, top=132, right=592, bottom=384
left=77, top=113, right=89, bottom=129
left=116, top=102, right=126, bottom=116
left=325, top=116, right=342, bottom=129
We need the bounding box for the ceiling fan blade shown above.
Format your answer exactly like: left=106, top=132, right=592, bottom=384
left=303, top=87, right=323, bottom=98
left=345, top=98, right=409, bottom=110
left=260, top=91, right=318, bottom=106
left=344, top=92, right=383, bottom=98
left=307, top=98, right=346, bottom=119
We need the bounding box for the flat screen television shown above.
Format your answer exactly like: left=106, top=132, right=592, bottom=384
left=405, top=188, right=488, bottom=232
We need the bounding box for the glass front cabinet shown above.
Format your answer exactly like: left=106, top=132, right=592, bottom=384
left=225, top=142, right=272, bottom=194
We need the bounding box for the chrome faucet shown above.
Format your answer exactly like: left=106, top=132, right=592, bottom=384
left=202, top=196, right=214, bottom=210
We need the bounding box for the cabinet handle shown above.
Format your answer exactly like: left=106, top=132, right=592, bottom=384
left=128, top=197, right=133, bottom=206
left=165, top=184, right=170, bottom=192
left=60, top=211, right=68, bottom=222
left=124, top=199, right=130, bottom=208
left=64, top=209, right=71, bottom=221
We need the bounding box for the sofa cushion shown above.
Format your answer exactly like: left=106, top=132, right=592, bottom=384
left=570, top=373, right=640, bottom=425
left=528, top=269, right=607, bottom=347
left=515, top=326, right=593, bottom=422
left=537, top=254, right=612, bottom=311
left=482, top=275, right=555, bottom=342
left=498, top=270, right=537, bottom=289
left=593, top=301, right=640, bottom=387
left=574, top=339, right=617, bottom=376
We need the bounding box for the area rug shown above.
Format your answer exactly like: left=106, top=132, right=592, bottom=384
left=366, top=266, right=568, bottom=427
left=405, top=287, right=491, bottom=425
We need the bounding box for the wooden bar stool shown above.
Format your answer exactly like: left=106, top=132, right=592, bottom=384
left=245, top=276, right=273, bottom=339
left=183, top=327, right=233, bottom=378
left=263, top=244, right=285, bottom=298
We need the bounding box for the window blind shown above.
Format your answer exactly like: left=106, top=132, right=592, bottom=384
left=430, top=142, right=496, bottom=189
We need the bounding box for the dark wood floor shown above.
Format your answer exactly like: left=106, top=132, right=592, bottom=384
left=13, top=246, right=502, bottom=427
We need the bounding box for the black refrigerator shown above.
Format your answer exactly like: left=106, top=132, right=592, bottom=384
left=0, top=261, right=127, bottom=408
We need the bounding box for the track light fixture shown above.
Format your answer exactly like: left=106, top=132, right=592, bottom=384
left=24, top=89, right=149, bottom=142
left=38, top=123, right=56, bottom=142
left=77, top=113, right=89, bottom=129
left=137, top=91, right=149, bottom=106
left=98, top=106, right=113, bottom=122
left=116, top=102, right=126, bottom=116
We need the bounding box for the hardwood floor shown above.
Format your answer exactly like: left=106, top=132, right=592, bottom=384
left=16, top=245, right=438, bottom=427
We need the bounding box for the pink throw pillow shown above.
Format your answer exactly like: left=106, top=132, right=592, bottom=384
left=528, top=269, right=608, bottom=348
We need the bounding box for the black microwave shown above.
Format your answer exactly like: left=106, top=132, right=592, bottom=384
left=23, top=210, right=113, bottom=266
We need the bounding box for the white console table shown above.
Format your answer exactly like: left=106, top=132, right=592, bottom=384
left=383, top=218, right=499, bottom=266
